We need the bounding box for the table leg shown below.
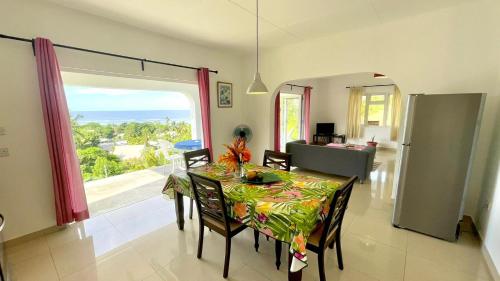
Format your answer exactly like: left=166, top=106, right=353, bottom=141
left=174, top=190, right=185, bottom=230
left=288, top=252, right=302, bottom=281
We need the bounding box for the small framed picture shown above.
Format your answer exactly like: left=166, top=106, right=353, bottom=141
left=217, top=81, right=233, bottom=108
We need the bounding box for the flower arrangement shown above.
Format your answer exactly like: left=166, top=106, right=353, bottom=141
left=218, top=137, right=251, bottom=172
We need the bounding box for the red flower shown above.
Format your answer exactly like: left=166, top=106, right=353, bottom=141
left=218, top=137, right=252, bottom=171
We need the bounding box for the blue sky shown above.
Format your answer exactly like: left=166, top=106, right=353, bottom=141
left=64, top=86, right=191, bottom=111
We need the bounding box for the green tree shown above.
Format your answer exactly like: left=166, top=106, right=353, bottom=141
left=70, top=114, right=192, bottom=181
left=92, top=156, right=124, bottom=179
left=142, top=147, right=166, bottom=168
left=161, top=118, right=192, bottom=144
left=123, top=122, right=158, bottom=144
left=77, top=147, right=122, bottom=181
left=282, top=98, right=301, bottom=141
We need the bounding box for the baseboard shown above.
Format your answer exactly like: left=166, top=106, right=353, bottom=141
left=482, top=245, right=500, bottom=281
left=4, top=225, right=61, bottom=248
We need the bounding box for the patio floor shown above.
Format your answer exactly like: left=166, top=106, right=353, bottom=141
left=84, top=165, right=174, bottom=216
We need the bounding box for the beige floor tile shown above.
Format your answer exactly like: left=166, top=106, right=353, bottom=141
left=9, top=253, right=59, bottom=281
left=5, top=237, right=50, bottom=265
left=347, top=209, right=407, bottom=250
left=142, top=273, right=165, bottom=281
left=336, top=234, right=406, bottom=281
left=50, top=227, right=129, bottom=277
left=404, top=254, right=491, bottom=281
left=155, top=252, right=228, bottom=281
left=407, top=231, right=491, bottom=280
left=323, top=267, right=381, bottom=281
left=45, top=216, right=116, bottom=249
left=340, top=211, right=357, bottom=235
left=61, top=247, right=155, bottom=281
left=131, top=223, right=198, bottom=268
left=228, top=265, right=274, bottom=281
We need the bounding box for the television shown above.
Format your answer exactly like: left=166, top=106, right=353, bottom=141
left=316, top=123, right=335, bottom=136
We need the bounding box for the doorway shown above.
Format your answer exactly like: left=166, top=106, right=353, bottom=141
left=280, top=93, right=303, bottom=150
left=62, top=72, right=202, bottom=216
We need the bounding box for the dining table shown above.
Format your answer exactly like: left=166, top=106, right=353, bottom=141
left=163, top=163, right=342, bottom=281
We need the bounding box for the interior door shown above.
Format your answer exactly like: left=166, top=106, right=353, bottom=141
left=396, top=94, right=483, bottom=240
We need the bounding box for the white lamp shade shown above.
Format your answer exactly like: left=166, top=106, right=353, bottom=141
left=247, top=72, right=268, bottom=95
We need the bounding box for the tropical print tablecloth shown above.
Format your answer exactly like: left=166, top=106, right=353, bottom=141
left=162, top=163, right=342, bottom=272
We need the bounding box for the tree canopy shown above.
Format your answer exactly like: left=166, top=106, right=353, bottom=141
left=71, top=116, right=192, bottom=181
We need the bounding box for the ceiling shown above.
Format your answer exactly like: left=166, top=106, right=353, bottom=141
left=44, top=0, right=472, bottom=52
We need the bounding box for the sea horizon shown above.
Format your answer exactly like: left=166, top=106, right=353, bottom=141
left=70, top=109, right=192, bottom=125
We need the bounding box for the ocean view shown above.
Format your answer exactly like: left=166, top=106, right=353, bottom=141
left=71, top=110, right=192, bottom=124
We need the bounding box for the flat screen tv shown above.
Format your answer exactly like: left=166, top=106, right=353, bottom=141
left=316, top=123, right=335, bottom=136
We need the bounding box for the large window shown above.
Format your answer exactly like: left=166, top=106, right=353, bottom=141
left=62, top=72, right=201, bottom=216
left=280, top=93, right=303, bottom=149
left=360, top=93, right=393, bottom=126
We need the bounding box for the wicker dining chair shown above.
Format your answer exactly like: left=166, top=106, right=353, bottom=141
left=253, top=149, right=292, bottom=268
left=183, top=148, right=212, bottom=219
left=188, top=172, right=247, bottom=279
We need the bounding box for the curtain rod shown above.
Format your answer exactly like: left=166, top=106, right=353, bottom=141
left=286, top=83, right=313, bottom=89
left=346, top=83, right=395, bottom=89
left=0, top=33, right=218, bottom=74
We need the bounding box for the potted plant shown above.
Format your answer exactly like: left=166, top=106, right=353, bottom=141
left=367, top=136, right=378, bottom=147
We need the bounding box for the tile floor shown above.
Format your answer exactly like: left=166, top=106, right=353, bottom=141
left=5, top=150, right=493, bottom=281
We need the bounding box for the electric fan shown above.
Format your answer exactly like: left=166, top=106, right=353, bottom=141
left=233, top=125, right=253, bottom=143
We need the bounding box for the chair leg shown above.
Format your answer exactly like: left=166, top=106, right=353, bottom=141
left=318, top=251, right=326, bottom=281
left=197, top=223, right=204, bottom=259
left=253, top=230, right=259, bottom=252
left=328, top=240, right=334, bottom=249
left=223, top=237, right=232, bottom=278
left=275, top=240, right=282, bottom=270
left=189, top=198, right=194, bottom=219
left=336, top=236, right=344, bottom=270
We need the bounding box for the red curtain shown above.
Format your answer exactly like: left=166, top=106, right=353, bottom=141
left=197, top=68, right=213, bottom=159
left=274, top=92, right=281, bottom=151
left=34, top=38, right=89, bottom=225
left=303, top=87, right=312, bottom=143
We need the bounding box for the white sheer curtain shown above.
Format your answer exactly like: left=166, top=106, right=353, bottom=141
left=346, top=87, right=364, bottom=139
left=390, top=86, right=402, bottom=141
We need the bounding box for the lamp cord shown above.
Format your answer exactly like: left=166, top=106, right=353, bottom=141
left=256, top=0, right=259, bottom=73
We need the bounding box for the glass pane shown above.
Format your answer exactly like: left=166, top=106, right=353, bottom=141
left=367, top=104, right=385, bottom=126
left=370, top=95, right=385, bottom=102
left=280, top=95, right=302, bottom=149
left=360, top=96, right=367, bottom=125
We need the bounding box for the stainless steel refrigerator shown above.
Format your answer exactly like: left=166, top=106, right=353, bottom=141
left=392, top=93, right=485, bottom=241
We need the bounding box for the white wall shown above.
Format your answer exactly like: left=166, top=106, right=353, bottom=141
left=242, top=1, right=500, bottom=270
left=0, top=0, right=245, bottom=240
left=477, top=80, right=500, bottom=280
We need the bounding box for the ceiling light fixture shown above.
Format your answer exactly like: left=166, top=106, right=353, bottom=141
left=247, top=0, right=268, bottom=95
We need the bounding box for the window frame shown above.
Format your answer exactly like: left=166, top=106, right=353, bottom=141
left=361, top=92, right=392, bottom=127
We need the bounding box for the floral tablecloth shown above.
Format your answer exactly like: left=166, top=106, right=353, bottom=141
left=162, top=163, right=342, bottom=272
